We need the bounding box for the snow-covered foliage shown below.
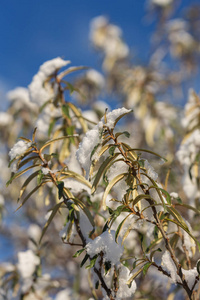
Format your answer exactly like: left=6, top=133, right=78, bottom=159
left=1, top=3, right=200, bottom=299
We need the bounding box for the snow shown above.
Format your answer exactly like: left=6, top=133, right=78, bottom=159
left=86, top=230, right=123, bottom=265
left=59, top=222, right=76, bottom=243
left=182, top=268, right=198, bottom=289
left=85, top=69, right=105, bottom=88
left=78, top=209, right=94, bottom=242
left=41, top=167, right=50, bottom=175
left=76, top=107, right=131, bottom=179
left=9, top=140, right=32, bottom=161
left=161, top=251, right=179, bottom=284
left=29, top=57, right=69, bottom=106
left=76, top=121, right=103, bottom=179
left=0, top=194, right=4, bottom=206
left=144, top=159, right=158, bottom=181
left=116, top=265, right=137, bottom=299
left=170, top=192, right=179, bottom=199
left=17, top=250, right=40, bottom=279
left=0, top=112, right=13, bottom=126
left=55, top=289, right=72, bottom=300
left=177, top=129, right=200, bottom=166
left=7, top=87, right=37, bottom=111
left=152, top=0, right=173, bottom=6
left=104, top=108, right=132, bottom=129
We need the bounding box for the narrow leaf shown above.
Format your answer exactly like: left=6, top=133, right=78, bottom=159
left=39, top=201, right=63, bottom=244
left=127, top=267, right=144, bottom=286
left=19, top=170, right=40, bottom=199
left=113, top=109, right=132, bottom=128
left=40, top=135, right=78, bottom=152
left=6, top=164, right=40, bottom=186
left=73, top=248, right=85, bottom=258
left=115, top=213, right=132, bottom=243
left=143, top=262, right=152, bottom=275
left=91, top=153, right=121, bottom=194
left=102, top=173, right=128, bottom=210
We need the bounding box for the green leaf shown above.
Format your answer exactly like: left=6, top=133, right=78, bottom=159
left=109, top=146, right=116, bottom=156
left=102, top=173, right=128, bottom=210
left=57, top=181, right=64, bottom=199
left=105, top=261, right=112, bottom=275
left=143, top=262, right=152, bottom=275
left=39, top=99, right=51, bottom=113
left=39, top=201, right=63, bottom=244
left=37, top=171, right=44, bottom=186
left=62, top=104, right=70, bottom=118
left=86, top=255, right=98, bottom=269
left=48, top=119, right=56, bottom=137
left=80, top=253, right=90, bottom=267
left=95, top=281, right=99, bottom=289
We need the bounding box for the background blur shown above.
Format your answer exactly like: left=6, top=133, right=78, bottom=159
left=0, top=0, right=198, bottom=107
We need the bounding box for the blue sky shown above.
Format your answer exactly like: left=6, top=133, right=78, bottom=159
left=0, top=1, right=148, bottom=87
left=0, top=0, right=198, bottom=106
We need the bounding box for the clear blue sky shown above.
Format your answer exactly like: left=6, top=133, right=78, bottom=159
left=0, top=0, right=197, bottom=103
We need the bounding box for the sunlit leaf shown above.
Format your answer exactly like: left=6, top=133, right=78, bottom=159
left=59, top=171, right=92, bottom=189
left=102, top=173, right=128, bottom=210
left=113, top=109, right=133, bottom=128
left=6, top=164, right=41, bottom=186
left=115, top=213, right=132, bottom=243
left=39, top=201, right=64, bottom=244
left=67, top=102, right=88, bottom=133
left=40, top=135, right=78, bottom=152
left=91, top=153, right=121, bottom=194
left=131, top=194, right=155, bottom=207
left=115, top=131, right=130, bottom=139
left=19, top=170, right=41, bottom=199
left=127, top=266, right=143, bottom=286
left=127, top=148, right=167, bottom=162
left=16, top=182, right=45, bottom=210
left=165, top=218, right=200, bottom=252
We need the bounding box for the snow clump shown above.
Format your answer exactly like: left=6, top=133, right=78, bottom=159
left=29, top=57, right=70, bottom=106
left=76, top=107, right=131, bottom=179
left=17, top=250, right=40, bottom=279
left=86, top=230, right=123, bottom=265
